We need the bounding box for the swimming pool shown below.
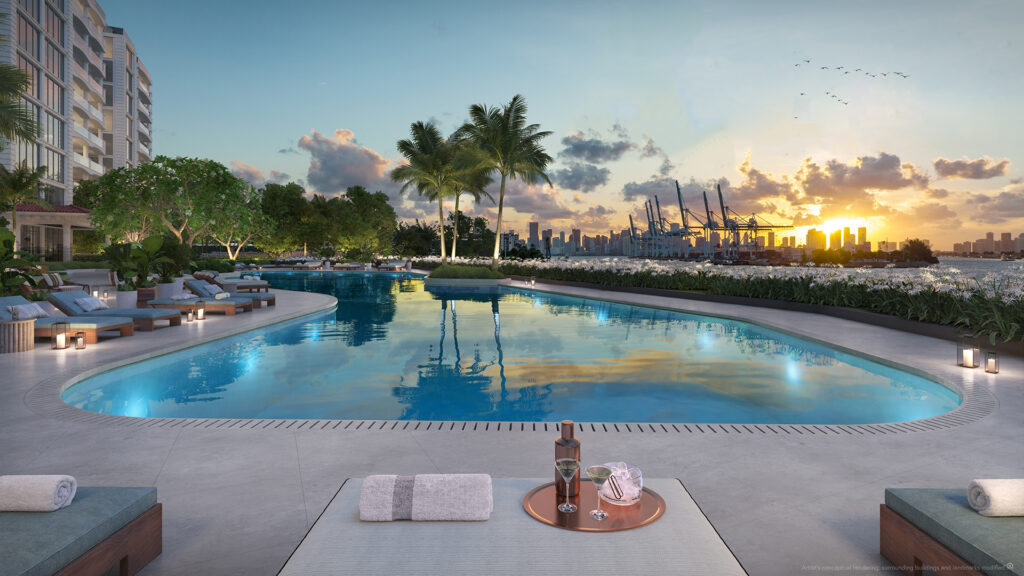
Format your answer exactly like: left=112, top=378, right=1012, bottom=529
left=62, top=272, right=960, bottom=423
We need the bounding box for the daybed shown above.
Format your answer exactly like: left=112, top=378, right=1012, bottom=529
left=0, top=487, right=161, bottom=576
left=881, top=488, right=1023, bottom=575
left=48, top=291, right=182, bottom=331
left=0, top=296, right=134, bottom=343
left=185, top=280, right=275, bottom=308
left=148, top=294, right=254, bottom=315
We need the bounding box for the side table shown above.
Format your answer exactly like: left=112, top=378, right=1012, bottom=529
left=0, top=318, right=36, bottom=353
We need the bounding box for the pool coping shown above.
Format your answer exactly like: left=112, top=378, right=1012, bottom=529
left=20, top=275, right=999, bottom=437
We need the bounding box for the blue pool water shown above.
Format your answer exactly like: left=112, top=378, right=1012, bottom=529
left=62, top=272, right=960, bottom=423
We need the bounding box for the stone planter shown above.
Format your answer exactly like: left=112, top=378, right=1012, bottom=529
left=156, top=282, right=176, bottom=299
left=0, top=319, right=35, bottom=353
left=173, top=276, right=187, bottom=292
left=116, top=290, right=138, bottom=309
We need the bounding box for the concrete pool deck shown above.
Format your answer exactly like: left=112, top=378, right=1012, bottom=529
left=1, top=277, right=1021, bottom=575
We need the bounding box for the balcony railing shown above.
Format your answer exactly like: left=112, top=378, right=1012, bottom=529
left=73, top=123, right=104, bottom=150
left=72, top=93, right=103, bottom=121
left=73, top=152, right=104, bottom=174
left=137, top=122, right=150, bottom=137
left=138, top=141, right=151, bottom=158
left=73, top=62, right=102, bottom=97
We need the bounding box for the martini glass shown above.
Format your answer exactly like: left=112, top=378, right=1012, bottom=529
left=586, top=465, right=613, bottom=520
left=554, top=458, right=580, bottom=513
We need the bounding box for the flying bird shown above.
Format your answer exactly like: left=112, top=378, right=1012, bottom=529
left=800, top=92, right=806, bottom=95
left=880, top=72, right=888, bottom=77
left=844, top=71, right=850, bottom=74
left=836, top=66, right=844, bottom=69
left=803, top=59, right=811, bottom=63
left=855, top=68, right=862, bottom=72
left=821, top=66, right=829, bottom=69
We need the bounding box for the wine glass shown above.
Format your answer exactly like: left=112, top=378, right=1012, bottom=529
left=554, top=458, right=580, bottom=513
left=586, top=465, right=613, bottom=520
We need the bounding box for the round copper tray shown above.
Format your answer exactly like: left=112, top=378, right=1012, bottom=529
left=522, top=479, right=666, bottom=532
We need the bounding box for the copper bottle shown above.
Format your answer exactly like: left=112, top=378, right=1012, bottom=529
left=555, top=420, right=581, bottom=498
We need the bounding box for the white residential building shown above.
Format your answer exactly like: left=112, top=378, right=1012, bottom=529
left=0, top=0, right=151, bottom=260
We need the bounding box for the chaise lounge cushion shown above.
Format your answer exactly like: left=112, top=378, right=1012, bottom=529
left=33, top=316, right=136, bottom=331
left=885, top=488, right=1024, bottom=574
left=0, top=487, right=156, bottom=576
left=49, top=291, right=180, bottom=321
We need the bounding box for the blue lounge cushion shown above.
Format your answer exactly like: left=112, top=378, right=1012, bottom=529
left=0, top=487, right=157, bottom=576
left=49, top=291, right=178, bottom=320
left=34, top=316, right=134, bottom=330
left=885, top=488, right=1024, bottom=575
left=148, top=297, right=248, bottom=306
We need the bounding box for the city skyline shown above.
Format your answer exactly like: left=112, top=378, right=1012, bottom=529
left=95, top=0, right=1023, bottom=250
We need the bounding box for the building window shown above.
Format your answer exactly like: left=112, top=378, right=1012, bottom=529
left=18, top=0, right=40, bottom=20
left=127, top=139, right=133, bottom=162
left=17, top=54, right=39, bottom=97
left=43, top=148, right=64, bottom=183
left=43, top=112, right=63, bottom=147
left=44, top=4, right=63, bottom=43
left=15, top=138, right=38, bottom=170
left=42, top=184, right=64, bottom=206
left=21, top=97, right=40, bottom=124
left=43, top=75, right=63, bottom=113
left=45, top=40, right=63, bottom=79
left=103, top=60, right=112, bottom=82
left=18, top=14, right=40, bottom=59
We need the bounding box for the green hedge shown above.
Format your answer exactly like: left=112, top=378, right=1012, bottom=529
left=428, top=264, right=506, bottom=279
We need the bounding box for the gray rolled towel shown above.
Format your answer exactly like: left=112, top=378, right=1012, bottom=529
left=0, top=475, right=78, bottom=512
left=359, top=474, right=493, bottom=521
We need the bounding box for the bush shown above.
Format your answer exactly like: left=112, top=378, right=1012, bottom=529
left=193, top=258, right=236, bottom=273
left=428, top=265, right=506, bottom=279
left=44, top=261, right=111, bottom=270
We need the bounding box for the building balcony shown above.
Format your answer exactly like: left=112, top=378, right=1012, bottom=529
left=75, top=35, right=103, bottom=69
left=73, top=4, right=103, bottom=43
left=138, top=141, right=151, bottom=158
left=137, top=122, right=150, bottom=138
left=72, top=93, right=103, bottom=122
left=73, top=62, right=103, bottom=97
left=73, top=124, right=104, bottom=151
left=73, top=152, right=104, bottom=175
left=137, top=105, right=151, bottom=123
left=138, top=81, right=151, bottom=99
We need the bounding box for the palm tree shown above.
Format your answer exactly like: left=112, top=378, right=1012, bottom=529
left=447, top=141, right=493, bottom=260
left=0, top=161, right=48, bottom=252
left=0, top=15, right=39, bottom=148
left=391, top=121, right=458, bottom=263
left=455, top=94, right=553, bottom=269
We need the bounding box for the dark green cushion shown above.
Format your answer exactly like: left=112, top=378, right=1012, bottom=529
left=0, top=487, right=157, bottom=576
left=885, top=488, right=1023, bottom=575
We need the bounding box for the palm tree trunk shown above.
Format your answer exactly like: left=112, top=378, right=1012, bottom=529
left=450, top=193, right=460, bottom=260
left=10, top=207, right=17, bottom=253
left=490, top=173, right=507, bottom=269
left=437, top=195, right=448, bottom=264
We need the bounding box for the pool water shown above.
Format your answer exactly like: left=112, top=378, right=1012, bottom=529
left=62, top=272, right=960, bottom=423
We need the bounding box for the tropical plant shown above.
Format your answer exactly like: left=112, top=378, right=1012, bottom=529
left=102, top=242, right=137, bottom=291
left=75, top=166, right=158, bottom=242
left=0, top=13, right=38, bottom=150
left=209, top=185, right=272, bottom=260
left=0, top=161, right=49, bottom=251
left=258, top=182, right=309, bottom=255
left=156, top=237, right=195, bottom=282
left=391, top=121, right=458, bottom=263
left=446, top=141, right=494, bottom=260
left=0, top=228, right=38, bottom=296
left=130, top=236, right=173, bottom=288
left=454, top=94, right=553, bottom=268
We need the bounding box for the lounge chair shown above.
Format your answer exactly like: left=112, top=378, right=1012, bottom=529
left=193, top=271, right=269, bottom=293
left=185, top=280, right=275, bottom=308
left=291, top=261, right=323, bottom=271
left=376, top=261, right=408, bottom=271
left=65, top=268, right=119, bottom=294
left=0, top=295, right=134, bottom=343
left=48, top=290, right=182, bottom=331
left=147, top=293, right=254, bottom=315
left=881, top=488, right=1023, bottom=575
left=333, top=262, right=365, bottom=271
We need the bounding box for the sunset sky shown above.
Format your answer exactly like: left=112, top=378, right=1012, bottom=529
left=103, top=0, right=1023, bottom=249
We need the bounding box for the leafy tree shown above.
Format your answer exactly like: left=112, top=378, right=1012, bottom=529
left=454, top=94, right=552, bottom=268
left=340, top=186, right=396, bottom=256
left=900, top=239, right=938, bottom=263
left=0, top=227, right=39, bottom=295
left=148, top=156, right=247, bottom=246
left=259, top=182, right=309, bottom=255
left=393, top=220, right=439, bottom=257
left=0, top=161, right=48, bottom=251
left=209, top=185, right=273, bottom=260
left=391, top=121, right=458, bottom=263
left=75, top=165, right=158, bottom=242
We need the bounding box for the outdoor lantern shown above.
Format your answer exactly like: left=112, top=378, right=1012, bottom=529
left=196, top=301, right=206, bottom=320
left=102, top=290, right=109, bottom=300
left=51, top=321, right=69, bottom=350
left=92, top=289, right=99, bottom=298
left=74, top=331, right=86, bottom=350
left=985, top=351, right=999, bottom=374
left=186, top=309, right=195, bottom=322
left=529, top=276, right=537, bottom=288
left=956, top=336, right=980, bottom=368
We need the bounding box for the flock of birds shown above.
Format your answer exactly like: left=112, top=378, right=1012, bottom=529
left=791, top=58, right=910, bottom=119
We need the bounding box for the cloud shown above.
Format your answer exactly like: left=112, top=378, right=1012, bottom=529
left=971, top=185, right=1024, bottom=223
left=229, top=161, right=266, bottom=187
left=552, top=162, right=611, bottom=192
left=934, top=156, right=1010, bottom=180
left=277, top=147, right=299, bottom=154
left=298, top=129, right=392, bottom=195
left=267, top=170, right=291, bottom=184
left=640, top=136, right=675, bottom=176
left=734, top=154, right=797, bottom=205
left=558, top=131, right=634, bottom=163
left=499, top=180, right=577, bottom=222
left=924, top=188, right=949, bottom=199
left=622, top=176, right=675, bottom=201
left=797, top=152, right=929, bottom=203
left=1011, top=177, right=1023, bottom=185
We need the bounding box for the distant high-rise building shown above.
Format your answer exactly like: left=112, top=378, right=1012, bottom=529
left=570, top=229, right=581, bottom=248
left=843, top=227, right=854, bottom=250
left=527, top=222, right=539, bottom=249
left=857, top=227, right=867, bottom=246
left=806, top=229, right=826, bottom=251
left=1000, top=232, right=1012, bottom=253
left=829, top=230, right=842, bottom=250
left=767, top=231, right=775, bottom=248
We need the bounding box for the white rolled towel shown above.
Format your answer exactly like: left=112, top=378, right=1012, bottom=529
left=0, top=475, right=78, bottom=512
left=967, top=479, right=1024, bottom=517
left=360, top=474, right=493, bottom=522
